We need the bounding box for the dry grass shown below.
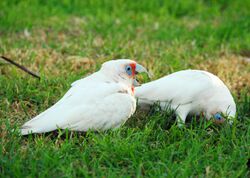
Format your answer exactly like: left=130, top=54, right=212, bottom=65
left=0, top=48, right=97, bottom=77
left=197, top=54, right=250, bottom=96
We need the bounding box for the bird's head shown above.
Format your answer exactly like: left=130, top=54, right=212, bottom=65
left=101, top=59, right=149, bottom=90
left=206, top=100, right=236, bottom=125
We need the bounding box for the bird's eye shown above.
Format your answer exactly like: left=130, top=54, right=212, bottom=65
left=214, top=113, right=222, bottom=120
left=125, top=65, right=132, bottom=76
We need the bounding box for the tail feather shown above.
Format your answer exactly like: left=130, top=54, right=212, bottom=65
left=20, top=109, right=59, bottom=135
left=20, top=126, right=34, bottom=135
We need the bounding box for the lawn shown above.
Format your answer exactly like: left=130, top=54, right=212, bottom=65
left=0, top=0, right=250, bottom=177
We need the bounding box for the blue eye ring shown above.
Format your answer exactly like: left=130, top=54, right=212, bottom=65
left=214, top=113, right=222, bottom=120
left=125, top=65, right=132, bottom=76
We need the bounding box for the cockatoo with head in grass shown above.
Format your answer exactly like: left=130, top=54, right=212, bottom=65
left=135, top=70, right=236, bottom=126
left=21, top=59, right=148, bottom=135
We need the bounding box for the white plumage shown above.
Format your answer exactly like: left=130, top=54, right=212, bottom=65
left=135, top=70, right=236, bottom=126
left=21, top=59, right=148, bottom=135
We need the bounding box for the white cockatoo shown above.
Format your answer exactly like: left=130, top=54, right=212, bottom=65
left=135, top=70, right=236, bottom=126
left=21, top=59, right=148, bottom=135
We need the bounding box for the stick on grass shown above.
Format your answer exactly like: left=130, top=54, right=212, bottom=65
left=0, top=55, right=40, bottom=80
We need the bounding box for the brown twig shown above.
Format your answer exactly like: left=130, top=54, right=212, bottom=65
left=0, top=55, right=40, bottom=80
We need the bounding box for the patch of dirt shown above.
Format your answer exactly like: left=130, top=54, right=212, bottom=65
left=197, top=54, right=250, bottom=96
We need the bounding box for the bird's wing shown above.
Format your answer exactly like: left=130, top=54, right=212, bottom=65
left=21, top=79, right=134, bottom=135
left=60, top=92, right=136, bottom=131
left=54, top=72, right=102, bottom=106
left=135, top=70, right=213, bottom=106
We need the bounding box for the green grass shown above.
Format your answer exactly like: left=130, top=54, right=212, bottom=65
left=0, top=0, right=250, bottom=177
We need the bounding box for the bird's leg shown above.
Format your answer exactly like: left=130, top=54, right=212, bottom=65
left=176, top=115, right=186, bottom=128
left=175, top=107, right=189, bottom=128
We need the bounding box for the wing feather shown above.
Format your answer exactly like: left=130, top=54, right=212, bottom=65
left=135, top=70, right=214, bottom=107
left=21, top=78, right=134, bottom=135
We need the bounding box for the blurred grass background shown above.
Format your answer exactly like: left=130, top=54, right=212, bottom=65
left=0, top=0, right=250, bottom=177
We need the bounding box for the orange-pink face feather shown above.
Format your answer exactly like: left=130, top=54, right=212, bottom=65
left=125, top=62, right=137, bottom=78
left=129, top=62, right=136, bottom=77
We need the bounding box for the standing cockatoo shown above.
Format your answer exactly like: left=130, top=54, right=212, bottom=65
left=135, top=70, right=236, bottom=126
left=21, top=59, right=148, bottom=135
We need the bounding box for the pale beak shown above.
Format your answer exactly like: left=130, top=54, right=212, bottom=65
left=228, top=116, right=234, bottom=125
left=135, top=63, right=151, bottom=78
left=133, top=79, right=141, bottom=86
